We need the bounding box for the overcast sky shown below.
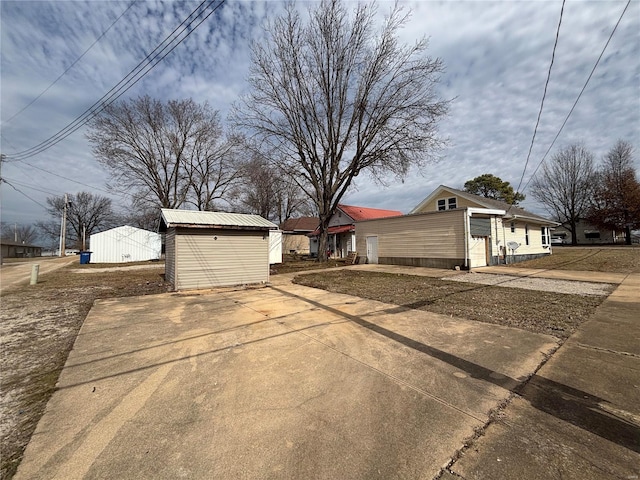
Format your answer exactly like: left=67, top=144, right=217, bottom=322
left=1, top=0, right=638, bottom=228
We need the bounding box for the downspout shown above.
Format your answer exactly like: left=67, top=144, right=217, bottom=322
left=502, top=219, right=507, bottom=264
left=464, top=209, right=470, bottom=269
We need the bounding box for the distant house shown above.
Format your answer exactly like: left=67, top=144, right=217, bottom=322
left=552, top=219, right=624, bottom=245
left=355, top=185, right=558, bottom=269
left=309, top=204, right=403, bottom=258
left=0, top=240, right=42, bottom=258
left=279, top=217, right=318, bottom=255
left=89, top=226, right=162, bottom=263
left=160, top=209, right=277, bottom=290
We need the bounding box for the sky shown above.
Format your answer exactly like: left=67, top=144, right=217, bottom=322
left=1, top=0, right=639, bottom=229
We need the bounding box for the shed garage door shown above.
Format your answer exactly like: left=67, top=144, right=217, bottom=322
left=176, top=230, right=269, bottom=290
left=469, top=236, right=488, bottom=268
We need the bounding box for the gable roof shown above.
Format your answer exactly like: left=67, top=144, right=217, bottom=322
left=160, top=209, right=277, bottom=231
left=338, top=204, right=403, bottom=222
left=410, top=185, right=555, bottom=224
left=279, top=217, right=318, bottom=232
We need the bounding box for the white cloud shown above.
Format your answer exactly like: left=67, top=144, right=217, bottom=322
left=1, top=0, right=638, bottom=227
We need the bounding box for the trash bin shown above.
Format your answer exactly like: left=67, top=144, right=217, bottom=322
left=79, top=251, right=92, bottom=265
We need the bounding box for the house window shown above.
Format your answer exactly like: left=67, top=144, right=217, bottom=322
left=541, top=227, right=550, bottom=245
left=437, top=197, right=457, bottom=211
left=510, top=222, right=515, bottom=233
left=525, top=224, right=530, bottom=245
left=585, top=231, right=601, bottom=239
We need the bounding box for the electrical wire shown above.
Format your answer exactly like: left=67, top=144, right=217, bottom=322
left=513, top=0, right=565, bottom=201
left=520, top=0, right=631, bottom=194
left=1, top=0, right=137, bottom=127
left=18, top=159, right=114, bottom=195
left=5, top=0, right=225, bottom=162
left=0, top=177, right=60, bottom=196
left=3, top=181, right=49, bottom=210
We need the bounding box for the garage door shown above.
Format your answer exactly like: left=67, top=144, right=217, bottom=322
left=176, top=230, right=269, bottom=290
left=469, top=236, right=488, bottom=268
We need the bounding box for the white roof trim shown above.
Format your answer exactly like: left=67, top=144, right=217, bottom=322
left=467, top=207, right=506, bottom=216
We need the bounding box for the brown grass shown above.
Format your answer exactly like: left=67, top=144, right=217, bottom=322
left=294, top=270, right=608, bottom=340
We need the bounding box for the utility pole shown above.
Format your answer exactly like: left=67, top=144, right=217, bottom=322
left=59, top=193, right=69, bottom=257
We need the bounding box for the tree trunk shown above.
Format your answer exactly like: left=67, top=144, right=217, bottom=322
left=317, top=215, right=330, bottom=262
left=625, top=224, right=632, bottom=245
left=570, top=219, right=578, bottom=246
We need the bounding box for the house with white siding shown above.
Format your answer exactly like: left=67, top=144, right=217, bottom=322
left=160, top=209, right=277, bottom=291
left=355, top=185, right=557, bottom=269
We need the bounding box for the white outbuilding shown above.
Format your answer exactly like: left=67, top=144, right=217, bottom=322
left=89, top=225, right=162, bottom=263
left=160, top=209, right=278, bottom=291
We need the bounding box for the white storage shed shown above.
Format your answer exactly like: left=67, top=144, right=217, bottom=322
left=89, top=225, right=162, bottom=263
left=160, top=209, right=278, bottom=291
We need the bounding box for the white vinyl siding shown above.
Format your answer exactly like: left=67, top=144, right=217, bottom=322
left=175, top=229, right=269, bottom=290
left=503, top=221, right=548, bottom=255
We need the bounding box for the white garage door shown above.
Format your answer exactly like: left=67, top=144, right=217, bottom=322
left=469, top=236, right=488, bottom=268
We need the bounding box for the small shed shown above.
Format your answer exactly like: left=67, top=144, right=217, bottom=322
left=160, top=209, right=277, bottom=291
left=89, top=226, right=161, bottom=263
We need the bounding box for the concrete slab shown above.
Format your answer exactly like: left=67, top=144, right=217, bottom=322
left=448, top=273, right=640, bottom=480
left=451, top=396, right=640, bottom=480
left=0, top=256, right=76, bottom=292
left=473, top=266, right=627, bottom=284
left=15, top=281, right=556, bottom=480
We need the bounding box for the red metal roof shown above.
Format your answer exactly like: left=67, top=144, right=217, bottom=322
left=338, top=204, right=403, bottom=221
left=327, top=225, right=354, bottom=234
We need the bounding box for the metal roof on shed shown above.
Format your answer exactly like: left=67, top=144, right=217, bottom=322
left=160, top=209, right=277, bottom=230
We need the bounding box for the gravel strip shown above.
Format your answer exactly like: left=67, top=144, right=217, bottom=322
left=443, top=273, right=614, bottom=296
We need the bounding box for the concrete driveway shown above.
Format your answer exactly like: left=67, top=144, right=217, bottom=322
left=0, top=256, right=76, bottom=293
left=15, top=276, right=557, bottom=479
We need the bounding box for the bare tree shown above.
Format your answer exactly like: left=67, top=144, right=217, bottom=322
left=0, top=223, right=39, bottom=244
left=587, top=140, right=640, bottom=245
left=36, top=192, right=115, bottom=249
left=234, top=0, right=449, bottom=260
left=186, top=131, right=244, bottom=211
left=87, top=96, right=241, bottom=211
left=530, top=144, right=596, bottom=245
left=231, top=154, right=312, bottom=223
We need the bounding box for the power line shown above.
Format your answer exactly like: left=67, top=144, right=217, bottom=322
left=5, top=0, right=225, bottom=162
left=521, top=0, right=631, bottom=194
left=514, top=0, right=565, bottom=200
left=1, top=0, right=137, bottom=127
left=3, top=181, right=49, bottom=210
left=1, top=177, right=60, bottom=196
left=19, top=159, right=114, bottom=195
